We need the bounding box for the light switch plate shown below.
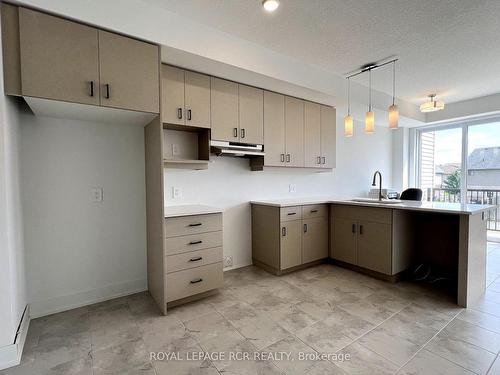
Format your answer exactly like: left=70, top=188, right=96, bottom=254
left=91, top=187, right=103, bottom=202
left=172, top=143, right=180, bottom=156
left=289, top=184, right=297, bottom=193
left=171, top=186, right=182, bottom=199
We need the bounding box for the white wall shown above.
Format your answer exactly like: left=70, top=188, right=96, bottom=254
left=165, top=119, right=394, bottom=269
left=20, top=111, right=147, bottom=317
left=0, top=20, right=27, bottom=354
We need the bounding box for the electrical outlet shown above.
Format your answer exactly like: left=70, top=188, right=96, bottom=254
left=91, top=187, right=103, bottom=202
left=289, top=184, right=297, bottom=193
left=171, top=186, right=182, bottom=199
left=223, top=255, right=233, bottom=268
left=172, top=143, right=180, bottom=156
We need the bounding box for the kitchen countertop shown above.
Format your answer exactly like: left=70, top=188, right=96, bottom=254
left=250, top=197, right=497, bottom=215
left=165, top=204, right=223, bottom=218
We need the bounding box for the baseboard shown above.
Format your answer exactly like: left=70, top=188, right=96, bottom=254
left=223, top=261, right=252, bottom=272
left=0, top=304, right=30, bottom=370
left=30, top=278, right=147, bottom=318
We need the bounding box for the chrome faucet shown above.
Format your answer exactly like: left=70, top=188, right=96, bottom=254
left=372, top=171, right=383, bottom=201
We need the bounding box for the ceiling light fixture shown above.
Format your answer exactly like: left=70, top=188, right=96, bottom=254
left=344, top=77, right=353, bottom=137
left=389, top=60, right=399, bottom=129
left=365, top=69, right=375, bottom=134
left=262, top=0, right=279, bottom=12
left=420, top=94, right=445, bottom=112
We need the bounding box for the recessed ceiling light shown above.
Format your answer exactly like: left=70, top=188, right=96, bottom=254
left=262, top=0, right=279, bottom=12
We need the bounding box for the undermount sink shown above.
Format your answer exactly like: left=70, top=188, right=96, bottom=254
left=351, top=198, right=403, bottom=204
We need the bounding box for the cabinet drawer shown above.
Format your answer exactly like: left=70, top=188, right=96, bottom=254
left=167, top=247, right=222, bottom=273
left=166, top=262, right=223, bottom=302
left=331, top=205, right=391, bottom=224
left=280, top=206, right=302, bottom=222
left=165, top=213, right=222, bottom=237
left=302, top=204, right=328, bottom=219
left=165, top=231, right=222, bottom=255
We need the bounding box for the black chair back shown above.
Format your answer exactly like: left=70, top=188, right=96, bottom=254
left=400, top=188, right=423, bottom=201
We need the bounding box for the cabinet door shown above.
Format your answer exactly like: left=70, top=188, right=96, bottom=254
left=263, top=91, right=286, bottom=167
left=357, top=221, right=392, bottom=274
left=285, top=96, right=304, bottom=167
left=304, top=102, right=321, bottom=168
left=161, top=65, right=185, bottom=125
left=320, top=105, right=336, bottom=168
left=331, top=217, right=357, bottom=264
left=211, top=77, right=239, bottom=141
left=18, top=8, right=99, bottom=105
left=302, top=217, right=328, bottom=263
left=280, top=220, right=302, bottom=270
left=239, top=84, right=263, bottom=144
left=185, top=71, right=211, bottom=128
left=99, top=30, right=159, bottom=113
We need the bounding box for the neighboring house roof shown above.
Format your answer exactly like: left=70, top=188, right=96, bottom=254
left=468, top=147, right=500, bottom=170
left=435, top=163, right=460, bottom=175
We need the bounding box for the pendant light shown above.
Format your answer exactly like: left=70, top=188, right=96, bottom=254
left=388, top=60, right=399, bottom=129
left=420, top=94, right=445, bottom=112
left=344, top=78, right=353, bottom=137
left=365, top=69, right=375, bottom=133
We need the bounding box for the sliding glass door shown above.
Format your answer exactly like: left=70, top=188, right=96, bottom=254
left=416, top=118, right=500, bottom=231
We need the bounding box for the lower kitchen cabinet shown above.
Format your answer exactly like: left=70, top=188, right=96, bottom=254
left=252, top=203, right=329, bottom=274
left=330, top=205, right=393, bottom=275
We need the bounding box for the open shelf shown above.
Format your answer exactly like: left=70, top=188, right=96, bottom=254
left=163, top=127, right=210, bottom=170
left=163, top=158, right=209, bottom=170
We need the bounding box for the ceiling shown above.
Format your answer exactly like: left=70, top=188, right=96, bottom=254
left=143, top=0, right=500, bottom=105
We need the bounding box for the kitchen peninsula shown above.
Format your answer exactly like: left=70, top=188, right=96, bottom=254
left=251, top=197, right=496, bottom=307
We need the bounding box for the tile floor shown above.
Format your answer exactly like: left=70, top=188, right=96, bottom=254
left=3, top=241, right=500, bottom=375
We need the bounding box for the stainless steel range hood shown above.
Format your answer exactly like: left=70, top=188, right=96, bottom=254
left=210, top=140, right=265, bottom=157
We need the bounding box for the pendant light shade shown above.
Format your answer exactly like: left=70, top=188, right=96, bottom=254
left=365, top=111, right=375, bottom=133
left=389, top=61, right=399, bottom=129
left=365, top=70, right=375, bottom=134
left=344, top=77, right=353, bottom=137
left=420, top=94, right=445, bottom=112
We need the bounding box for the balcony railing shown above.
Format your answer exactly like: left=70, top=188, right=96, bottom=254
left=427, top=188, right=500, bottom=231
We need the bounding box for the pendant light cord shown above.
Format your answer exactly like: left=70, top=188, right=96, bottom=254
left=392, top=61, right=396, bottom=106
left=369, top=69, right=372, bottom=111
left=347, top=78, right=351, bottom=116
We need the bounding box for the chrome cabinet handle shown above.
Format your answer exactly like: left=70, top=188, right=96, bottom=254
left=177, top=108, right=183, bottom=119
left=280, top=154, right=285, bottom=163
left=241, top=128, right=245, bottom=138
left=189, top=240, right=202, bottom=245
left=233, top=128, right=238, bottom=138
left=303, top=223, right=308, bottom=233
left=189, top=257, right=203, bottom=262
left=190, top=278, right=203, bottom=284
left=188, top=223, right=202, bottom=227
left=187, top=109, right=192, bottom=121
left=105, top=84, right=110, bottom=99
left=89, top=81, right=94, bottom=97
left=282, top=227, right=286, bottom=236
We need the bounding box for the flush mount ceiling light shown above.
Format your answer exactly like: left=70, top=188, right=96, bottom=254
left=262, top=0, right=279, bottom=12
left=420, top=94, right=445, bottom=112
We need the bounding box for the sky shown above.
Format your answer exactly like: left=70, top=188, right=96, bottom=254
left=433, top=122, right=500, bottom=165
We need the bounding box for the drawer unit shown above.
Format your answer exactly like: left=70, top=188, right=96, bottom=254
left=302, top=204, right=328, bottom=219
left=165, top=231, right=223, bottom=255
left=166, top=262, right=223, bottom=302
left=280, top=206, right=302, bottom=222
left=331, top=205, right=391, bottom=224
left=166, top=247, right=222, bottom=273
left=165, top=213, right=222, bottom=237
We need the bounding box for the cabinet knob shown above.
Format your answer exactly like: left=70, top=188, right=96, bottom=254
left=187, top=109, right=192, bottom=121
left=322, top=156, right=326, bottom=164
left=280, top=154, right=285, bottom=163
left=177, top=108, right=183, bottom=119
left=241, top=128, right=245, bottom=139
left=303, top=223, right=308, bottom=233
left=286, top=154, right=291, bottom=163
left=317, top=156, right=321, bottom=164
left=282, top=227, right=287, bottom=236
left=233, top=128, right=238, bottom=138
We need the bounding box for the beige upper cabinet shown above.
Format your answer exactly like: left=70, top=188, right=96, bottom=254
left=211, top=77, right=239, bottom=142
left=280, top=220, right=302, bottom=270
left=238, top=84, right=263, bottom=144
left=285, top=96, right=305, bottom=167
left=98, top=31, right=159, bottom=113
left=304, top=102, right=321, bottom=168
left=18, top=7, right=100, bottom=105
left=320, top=105, right=336, bottom=168
left=161, top=65, right=185, bottom=125
left=185, top=71, right=211, bottom=128
left=263, top=91, right=286, bottom=167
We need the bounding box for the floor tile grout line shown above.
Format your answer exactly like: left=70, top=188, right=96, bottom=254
left=486, top=353, right=499, bottom=374
left=393, top=308, right=476, bottom=374
left=455, top=314, right=500, bottom=337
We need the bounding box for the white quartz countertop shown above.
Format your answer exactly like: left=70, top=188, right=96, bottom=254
left=165, top=204, right=223, bottom=218
left=250, top=197, right=497, bottom=215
